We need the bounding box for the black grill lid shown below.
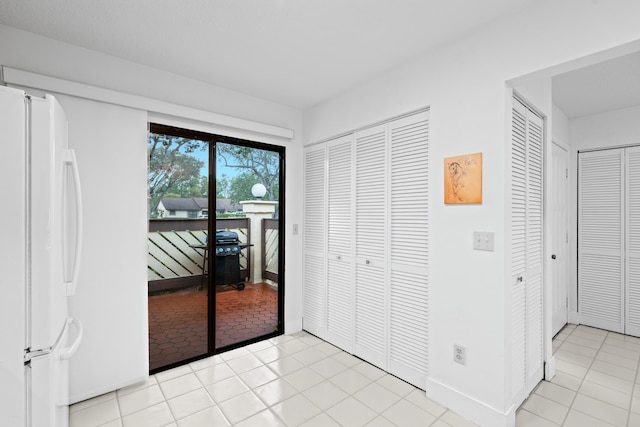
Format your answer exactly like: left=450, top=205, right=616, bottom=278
left=216, top=230, right=239, bottom=244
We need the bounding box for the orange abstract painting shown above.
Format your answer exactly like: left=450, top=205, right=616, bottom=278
left=444, top=152, right=482, bottom=204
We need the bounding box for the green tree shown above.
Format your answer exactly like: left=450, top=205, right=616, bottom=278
left=148, top=134, right=206, bottom=217
left=173, top=175, right=208, bottom=198
left=216, top=143, right=280, bottom=201
left=228, top=172, right=259, bottom=204
left=216, top=174, right=230, bottom=198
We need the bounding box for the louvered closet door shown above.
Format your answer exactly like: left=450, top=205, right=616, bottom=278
left=387, top=112, right=429, bottom=388
left=510, top=97, right=544, bottom=401
left=303, top=144, right=327, bottom=338
left=354, top=124, right=388, bottom=368
left=578, top=149, right=624, bottom=333
left=626, top=147, right=640, bottom=336
left=525, top=107, right=544, bottom=391
left=327, top=135, right=354, bottom=351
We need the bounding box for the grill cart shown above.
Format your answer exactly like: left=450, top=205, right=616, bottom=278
left=214, top=230, right=251, bottom=291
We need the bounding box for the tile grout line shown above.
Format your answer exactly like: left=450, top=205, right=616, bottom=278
left=74, top=332, right=456, bottom=427
left=558, top=325, right=607, bottom=426
left=626, top=339, right=640, bottom=427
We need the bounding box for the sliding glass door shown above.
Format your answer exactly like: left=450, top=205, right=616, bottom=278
left=147, top=124, right=284, bottom=373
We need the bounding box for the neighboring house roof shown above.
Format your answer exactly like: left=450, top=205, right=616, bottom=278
left=160, top=197, right=205, bottom=211
left=194, top=198, right=208, bottom=209
left=216, top=199, right=234, bottom=211
left=160, top=197, right=239, bottom=211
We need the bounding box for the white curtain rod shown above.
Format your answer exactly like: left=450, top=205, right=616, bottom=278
left=1, top=66, right=295, bottom=140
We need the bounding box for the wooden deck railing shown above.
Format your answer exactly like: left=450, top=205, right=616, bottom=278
left=262, top=219, right=279, bottom=283
left=148, top=218, right=250, bottom=293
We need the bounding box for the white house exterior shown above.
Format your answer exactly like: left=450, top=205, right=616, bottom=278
left=156, top=197, right=208, bottom=218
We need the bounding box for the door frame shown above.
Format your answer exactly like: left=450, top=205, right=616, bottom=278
left=550, top=140, right=570, bottom=336
left=210, top=134, right=286, bottom=354
left=147, top=123, right=286, bottom=373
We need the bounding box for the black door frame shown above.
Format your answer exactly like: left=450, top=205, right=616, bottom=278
left=148, top=123, right=285, bottom=372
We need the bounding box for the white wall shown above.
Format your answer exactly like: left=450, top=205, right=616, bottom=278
left=0, top=25, right=301, bottom=130
left=0, top=22, right=305, bottom=399
left=552, top=105, right=571, bottom=147
left=572, top=104, right=640, bottom=151
left=304, top=1, right=640, bottom=425
left=55, top=95, right=150, bottom=402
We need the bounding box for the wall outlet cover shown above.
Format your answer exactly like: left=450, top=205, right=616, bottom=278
left=454, top=344, right=466, bottom=365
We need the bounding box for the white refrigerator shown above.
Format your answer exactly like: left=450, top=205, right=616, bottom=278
left=0, top=86, right=84, bottom=427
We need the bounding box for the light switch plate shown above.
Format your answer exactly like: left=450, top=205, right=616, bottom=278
left=473, top=231, right=494, bottom=251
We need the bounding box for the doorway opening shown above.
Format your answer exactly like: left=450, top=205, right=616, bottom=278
left=146, top=124, right=285, bottom=373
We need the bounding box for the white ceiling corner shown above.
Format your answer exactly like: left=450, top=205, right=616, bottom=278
left=0, top=0, right=540, bottom=109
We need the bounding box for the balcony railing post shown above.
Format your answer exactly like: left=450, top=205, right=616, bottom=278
left=239, top=200, right=278, bottom=284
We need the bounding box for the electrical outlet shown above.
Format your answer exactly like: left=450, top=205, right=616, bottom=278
left=454, top=344, right=466, bottom=365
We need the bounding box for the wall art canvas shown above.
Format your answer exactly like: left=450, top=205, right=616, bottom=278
left=444, top=152, right=482, bottom=204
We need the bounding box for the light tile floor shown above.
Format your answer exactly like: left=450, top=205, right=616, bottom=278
left=70, top=331, right=478, bottom=427
left=72, top=324, right=640, bottom=427
left=517, top=323, right=640, bottom=426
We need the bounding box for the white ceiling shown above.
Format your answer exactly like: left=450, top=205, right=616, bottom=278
left=0, top=0, right=541, bottom=109
left=1, top=1, right=637, bottom=116
left=552, top=51, right=640, bottom=119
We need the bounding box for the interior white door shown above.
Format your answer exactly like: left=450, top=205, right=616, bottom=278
left=387, top=112, right=429, bottom=388
left=354, top=123, right=388, bottom=368
left=551, top=142, right=569, bottom=336
left=326, top=135, right=354, bottom=352
left=303, top=143, right=327, bottom=338
left=510, top=96, right=544, bottom=402
left=625, top=146, right=640, bottom=336
left=524, top=103, right=544, bottom=394
left=578, top=149, right=624, bottom=333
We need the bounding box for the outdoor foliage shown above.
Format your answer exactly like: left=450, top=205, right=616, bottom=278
left=148, top=134, right=281, bottom=218
left=217, top=142, right=280, bottom=203
left=148, top=134, right=207, bottom=217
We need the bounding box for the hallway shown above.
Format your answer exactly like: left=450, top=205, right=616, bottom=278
left=517, top=324, right=640, bottom=426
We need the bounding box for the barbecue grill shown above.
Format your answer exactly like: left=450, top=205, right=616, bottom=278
left=214, top=230, right=250, bottom=291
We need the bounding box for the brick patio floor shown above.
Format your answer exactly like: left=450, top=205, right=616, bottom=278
left=148, top=282, right=278, bottom=372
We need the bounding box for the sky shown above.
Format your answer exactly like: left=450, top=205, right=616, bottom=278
left=188, top=144, right=238, bottom=179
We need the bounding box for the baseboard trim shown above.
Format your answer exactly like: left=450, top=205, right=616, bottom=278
left=426, top=377, right=515, bottom=427
left=69, top=374, right=149, bottom=405
left=568, top=311, right=579, bottom=325
left=286, top=319, right=302, bottom=335
left=545, top=356, right=556, bottom=380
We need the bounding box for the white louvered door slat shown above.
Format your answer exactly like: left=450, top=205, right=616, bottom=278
left=525, top=111, right=544, bottom=391
left=578, top=149, right=624, bottom=333
left=388, top=112, right=429, bottom=388
left=327, top=135, right=354, bottom=351
left=305, top=111, right=431, bottom=390
left=303, top=144, right=327, bottom=338
left=354, top=124, right=388, bottom=368
left=511, top=97, right=544, bottom=403
left=626, top=147, right=640, bottom=336
left=511, top=99, right=527, bottom=399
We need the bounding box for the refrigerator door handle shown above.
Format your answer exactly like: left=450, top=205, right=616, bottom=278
left=60, top=317, right=83, bottom=360
left=63, top=148, right=83, bottom=296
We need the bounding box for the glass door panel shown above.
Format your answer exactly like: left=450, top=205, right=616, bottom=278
left=214, top=141, right=282, bottom=349
left=147, top=129, right=210, bottom=372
